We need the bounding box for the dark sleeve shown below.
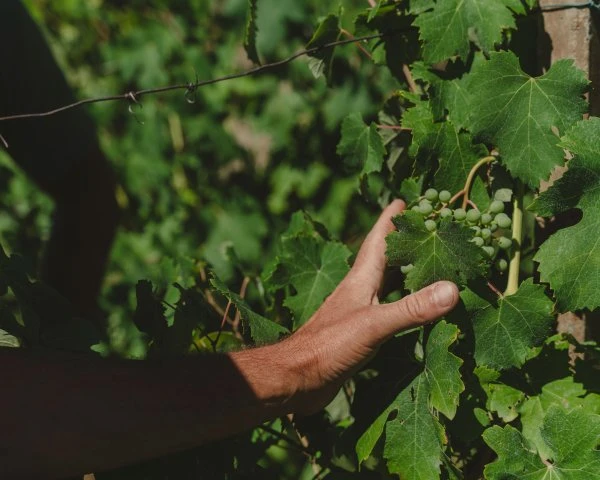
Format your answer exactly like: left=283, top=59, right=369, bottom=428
left=0, top=0, right=101, bottom=200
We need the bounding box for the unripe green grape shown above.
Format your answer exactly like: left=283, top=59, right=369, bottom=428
left=454, top=208, right=467, bottom=221
left=490, top=200, right=505, bottom=214
left=471, top=226, right=481, bottom=236
left=495, top=213, right=512, bottom=229
left=481, top=228, right=492, bottom=240
left=419, top=203, right=434, bottom=215
left=411, top=205, right=422, bottom=214
left=471, top=236, right=484, bottom=247
left=481, top=213, right=493, bottom=225
left=424, top=188, right=438, bottom=202
left=439, top=190, right=452, bottom=202
left=495, top=258, right=508, bottom=272
left=401, top=264, right=414, bottom=274
left=482, top=246, right=495, bottom=258
left=466, top=209, right=481, bottom=223
left=425, top=219, right=437, bottom=232
left=440, top=207, right=452, bottom=218
left=497, top=237, right=512, bottom=250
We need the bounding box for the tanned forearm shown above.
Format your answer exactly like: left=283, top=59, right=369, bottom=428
left=0, top=345, right=298, bottom=479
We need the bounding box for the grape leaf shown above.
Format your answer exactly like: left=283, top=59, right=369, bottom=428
left=167, top=286, right=211, bottom=355
left=357, top=321, right=463, bottom=477
left=424, top=320, right=464, bottom=419
left=384, top=374, right=446, bottom=479
left=243, top=0, right=260, bottom=64
left=465, top=51, right=588, bottom=187
left=271, top=225, right=351, bottom=329
left=403, top=100, right=488, bottom=195
left=337, top=113, right=386, bottom=178
left=210, top=275, right=289, bottom=345
left=533, top=118, right=600, bottom=312
left=134, top=280, right=211, bottom=356
left=413, top=0, right=517, bottom=64
left=282, top=238, right=350, bottom=328
left=520, top=377, right=588, bottom=460
left=386, top=211, right=487, bottom=291
left=431, top=74, right=471, bottom=128
left=476, top=366, right=525, bottom=422
left=306, top=14, right=341, bottom=84
left=465, top=279, right=554, bottom=370
left=484, top=406, right=600, bottom=479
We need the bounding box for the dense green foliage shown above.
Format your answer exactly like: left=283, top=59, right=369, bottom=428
left=2, top=0, right=600, bottom=478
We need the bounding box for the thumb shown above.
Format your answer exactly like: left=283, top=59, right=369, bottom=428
left=370, top=281, right=459, bottom=342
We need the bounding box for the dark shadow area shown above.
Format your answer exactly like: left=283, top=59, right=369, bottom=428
left=0, top=346, right=269, bottom=479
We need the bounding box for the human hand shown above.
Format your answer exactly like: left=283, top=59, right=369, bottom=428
left=277, top=199, right=459, bottom=415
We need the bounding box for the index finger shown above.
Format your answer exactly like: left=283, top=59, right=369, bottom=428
left=345, top=199, right=405, bottom=298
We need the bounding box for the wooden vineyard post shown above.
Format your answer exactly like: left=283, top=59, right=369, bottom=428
left=538, top=1, right=600, bottom=343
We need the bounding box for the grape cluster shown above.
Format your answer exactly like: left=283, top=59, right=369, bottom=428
left=403, top=188, right=513, bottom=273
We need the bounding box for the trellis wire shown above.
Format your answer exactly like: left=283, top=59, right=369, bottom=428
left=0, top=32, right=393, bottom=125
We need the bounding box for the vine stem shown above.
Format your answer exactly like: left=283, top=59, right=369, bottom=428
left=461, top=156, right=496, bottom=209
left=232, top=276, right=250, bottom=340
left=402, top=64, right=419, bottom=94
left=487, top=281, right=503, bottom=298
left=376, top=124, right=412, bottom=131
left=340, top=28, right=373, bottom=60
left=504, top=184, right=524, bottom=296
left=257, top=425, right=312, bottom=456
left=448, top=189, right=466, bottom=205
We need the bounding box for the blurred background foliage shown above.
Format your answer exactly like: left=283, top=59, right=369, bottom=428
left=0, top=0, right=400, bottom=360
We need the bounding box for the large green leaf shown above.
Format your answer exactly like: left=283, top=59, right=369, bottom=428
left=386, top=211, right=486, bottom=291
left=424, top=320, right=464, bottom=419
left=520, top=377, right=588, bottom=460
left=356, top=321, right=463, bottom=479
left=465, top=52, right=588, bottom=187
left=484, top=406, right=600, bottom=479
left=466, top=279, right=554, bottom=370
left=383, top=374, right=445, bottom=479
left=402, top=99, right=488, bottom=195
left=413, top=0, right=517, bottom=64
left=268, top=213, right=351, bottom=328
left=534, top=118, right=600, bottom=312
left=337, top=113, right=386, bottom=178
left=280, top=237, right=351, bottom=328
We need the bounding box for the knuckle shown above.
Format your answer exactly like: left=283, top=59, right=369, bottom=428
left=397, top=293, right=429, bottom=323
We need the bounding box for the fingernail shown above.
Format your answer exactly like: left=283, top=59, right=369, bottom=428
left=432, top=282, right=456, bottom=308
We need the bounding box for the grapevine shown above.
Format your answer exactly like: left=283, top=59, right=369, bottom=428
left=327, top=0, right=600, bottom=478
